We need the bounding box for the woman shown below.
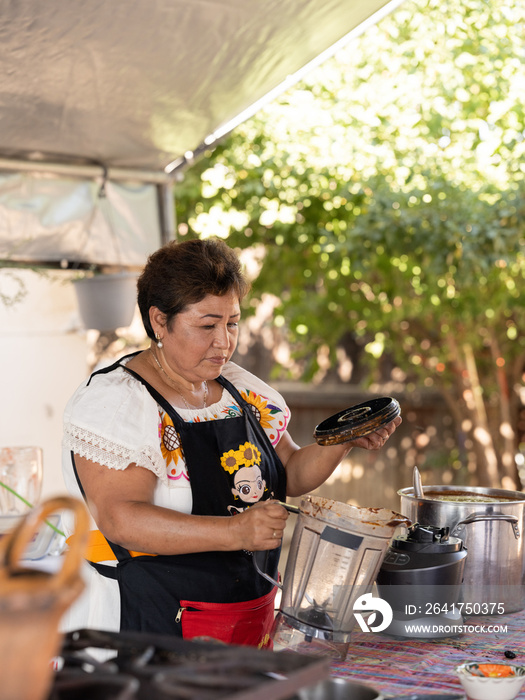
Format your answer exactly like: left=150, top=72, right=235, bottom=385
left=62, top=237, right=401, bottom=647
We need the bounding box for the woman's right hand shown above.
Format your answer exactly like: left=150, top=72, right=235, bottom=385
left=230, top=500, right=289, bottom=551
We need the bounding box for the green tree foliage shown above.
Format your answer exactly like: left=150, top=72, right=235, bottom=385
left=174, top=0, right=525, bottom=487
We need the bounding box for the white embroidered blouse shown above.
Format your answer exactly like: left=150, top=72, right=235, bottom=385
left=62, top=356, right=291, bottom=519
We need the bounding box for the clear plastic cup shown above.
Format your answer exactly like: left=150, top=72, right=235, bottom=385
left=0, top=447, right=43, bottom=533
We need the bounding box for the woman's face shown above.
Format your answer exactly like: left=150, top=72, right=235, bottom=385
left=161, top=291, right=241, bottom=383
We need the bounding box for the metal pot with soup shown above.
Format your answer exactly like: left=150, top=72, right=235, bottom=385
left=398, top=485, right=525, bottom=614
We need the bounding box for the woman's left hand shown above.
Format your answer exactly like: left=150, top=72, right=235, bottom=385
left=348, top=416, right=402, bottom=451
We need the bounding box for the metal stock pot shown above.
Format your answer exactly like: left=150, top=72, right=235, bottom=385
left=398, top=485, right=525, bottom=614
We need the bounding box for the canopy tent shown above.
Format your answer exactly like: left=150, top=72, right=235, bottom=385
left=0, top=0, right=401, bottom=266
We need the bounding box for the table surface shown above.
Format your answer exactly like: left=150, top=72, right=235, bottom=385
left=330, top=610, right=525, bottom=698
left=24, top=556, right=525, bottom=698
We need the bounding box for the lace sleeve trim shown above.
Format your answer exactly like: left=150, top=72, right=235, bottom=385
left=63, top=423, right=169, bottom=485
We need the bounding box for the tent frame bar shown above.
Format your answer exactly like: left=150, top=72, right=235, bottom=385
left=0, top=157, right=171, bottom=184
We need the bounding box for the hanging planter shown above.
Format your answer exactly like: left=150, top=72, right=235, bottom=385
left=73, top=270, right=137, bottom=332
left=70, top=171, right=141, bottom=332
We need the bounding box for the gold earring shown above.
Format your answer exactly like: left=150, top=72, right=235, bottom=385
left=155, top=332, right=163, bottom=349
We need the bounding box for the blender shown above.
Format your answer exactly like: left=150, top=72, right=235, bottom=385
left=254, top=495, right=410, bottom=658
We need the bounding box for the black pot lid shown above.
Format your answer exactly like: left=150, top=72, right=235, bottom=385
left=313, top=396, right=400, bottom=446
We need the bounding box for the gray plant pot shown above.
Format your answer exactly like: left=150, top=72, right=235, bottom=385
left=73, top=271, right=137, bottom=331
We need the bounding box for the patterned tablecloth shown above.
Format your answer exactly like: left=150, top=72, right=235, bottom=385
left=330, top=611, right=525, bottom=698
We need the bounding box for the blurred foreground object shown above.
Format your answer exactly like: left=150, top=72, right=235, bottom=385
left=0, top=496, right=89, bottom=700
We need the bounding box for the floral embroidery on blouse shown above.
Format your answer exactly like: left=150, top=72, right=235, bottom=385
left=221, top=405, right=243, bottom=418
left=159, top=411, right=189, bottom=481
left=158, top=387, right=289, bottom=479
left=240, top=389, right=289, bottom=446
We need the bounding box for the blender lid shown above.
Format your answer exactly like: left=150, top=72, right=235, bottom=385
left=313, top=397, right=401, bottom=446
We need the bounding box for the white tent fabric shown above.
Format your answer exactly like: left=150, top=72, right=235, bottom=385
left=0, top=0, right=398, bottom=173
left=0, top=0, right=399, bottom=264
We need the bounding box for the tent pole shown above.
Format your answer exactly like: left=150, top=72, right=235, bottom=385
left=157, top=182, right=176, bottom=245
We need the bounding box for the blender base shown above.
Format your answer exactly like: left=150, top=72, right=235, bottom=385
left=384, top=609, right=463, bottom=639
left=271, top=612, right=350, bottom=661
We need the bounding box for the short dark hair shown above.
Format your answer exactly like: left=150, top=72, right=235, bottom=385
left=137, top=237, right=250, bottom=340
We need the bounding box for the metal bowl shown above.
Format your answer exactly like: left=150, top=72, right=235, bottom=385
left=293, top=677, right=383, bottom=700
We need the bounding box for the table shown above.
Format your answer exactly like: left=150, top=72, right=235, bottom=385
left=331, top=611, right=525, bottom=697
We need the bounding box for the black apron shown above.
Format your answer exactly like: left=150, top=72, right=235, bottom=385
left=72, top=353, right=287, bottom=639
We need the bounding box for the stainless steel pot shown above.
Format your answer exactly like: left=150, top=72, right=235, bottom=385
left=399, top=485, right=525, bottom=614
